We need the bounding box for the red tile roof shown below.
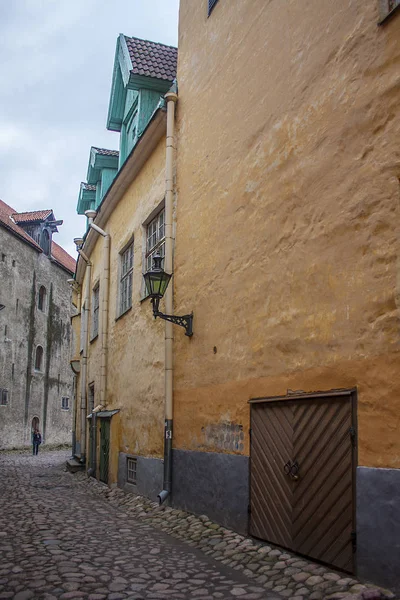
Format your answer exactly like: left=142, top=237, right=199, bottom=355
left=12, top=209, right=53, bottom=223
left=0, top=199, right=75, bottom=274
left=124, top=36, right=177, bottom=82
left=0, top=199, right=41, bottom=249
left=51, top=242, right=76, bottom=274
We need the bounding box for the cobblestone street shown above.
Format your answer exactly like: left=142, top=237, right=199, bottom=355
left=0, top=451, right=395, bottom=600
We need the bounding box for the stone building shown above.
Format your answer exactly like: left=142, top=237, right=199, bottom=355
left=0, top=200, right=76, bottom=449
left=71, top=2, right=400, bottom=593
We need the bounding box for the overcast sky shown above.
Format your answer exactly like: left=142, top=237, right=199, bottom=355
left=0, top=0, right=179, bottom=258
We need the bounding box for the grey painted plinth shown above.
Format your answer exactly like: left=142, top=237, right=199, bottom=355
left=357, top=466, right=400, bottom=593
left=172, top=449, right=249, bottom=534
left=118, top=453, right=163, bottom=502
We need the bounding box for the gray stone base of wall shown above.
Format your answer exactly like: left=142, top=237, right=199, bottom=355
left=357, top=466, right=400, bottom=593
left=171, top=449, right=249, bottom=535
left=117, top=453, right=163, bottom=502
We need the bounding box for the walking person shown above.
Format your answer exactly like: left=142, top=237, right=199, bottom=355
left=32, top=430, right=42, bottom=455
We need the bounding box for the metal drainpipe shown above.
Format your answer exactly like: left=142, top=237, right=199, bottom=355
left=77, top=251, right=91, bottom=464
left=158, top=91, right=178, bottom=504
left=67, top=279, right=81, bottom=459
left=84, top=210, right=110, bottom=410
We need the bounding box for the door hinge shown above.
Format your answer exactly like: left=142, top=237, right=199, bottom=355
left=351, top=530, right=357, bottom=551
left=349, top=426, right=357, bottom=447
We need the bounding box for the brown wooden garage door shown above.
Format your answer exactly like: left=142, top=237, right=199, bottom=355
left=249, top=390, right=356, bottom=573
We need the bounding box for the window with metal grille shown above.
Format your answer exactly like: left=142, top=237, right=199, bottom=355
left=208, top=0, right=219, bottom=16
left=379, top=0, right=400, bottom=21
left=0, top=389, right=8, bottom=406
left=127, top=457, right=137, bottom=484
left=120, top=242, right=134, bottom=315
left=61, top=396, right=69, bottom=410
left=146, top=209, right=165, bottom=272
left=35, top=346, right=43, bottom=371
left=92, top=284, right=99, bottom=339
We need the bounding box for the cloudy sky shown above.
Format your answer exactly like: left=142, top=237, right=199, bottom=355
left=0, top=0, right=179, bottom=258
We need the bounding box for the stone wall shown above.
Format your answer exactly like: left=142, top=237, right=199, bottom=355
left=0, top=226, right=74, bottom=448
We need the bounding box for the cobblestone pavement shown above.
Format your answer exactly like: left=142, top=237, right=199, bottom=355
left=0, top=451, right=396, bottom=600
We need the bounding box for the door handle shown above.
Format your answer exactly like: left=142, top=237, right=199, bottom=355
left=284, top=460, right=300, bottom=480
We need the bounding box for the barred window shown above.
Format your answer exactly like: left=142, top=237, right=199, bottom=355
left=127, top=457, right=137, bottom=484
left=146, top=209, right=165, bottom=272
left=61, top=396, right=69, bottom=410
left=92, top=284, right=100, bottom=339
left=120, top=242, right=134, bottom=315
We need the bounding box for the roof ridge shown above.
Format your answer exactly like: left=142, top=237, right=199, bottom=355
left=123, top=34, right=177, bottom=50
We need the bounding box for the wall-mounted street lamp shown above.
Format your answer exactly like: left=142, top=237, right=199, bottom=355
left=143, top=253, right=193, bottom=337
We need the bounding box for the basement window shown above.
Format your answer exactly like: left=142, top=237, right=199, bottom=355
left=0, top=389, right=9, bottom=406
left=61, top=396, right=69, bottom=410
left=378, top=0, right=400, bottom=22
left=208, top=0, right=219, bottom=16
left=127, top=457, right=137, bottom=484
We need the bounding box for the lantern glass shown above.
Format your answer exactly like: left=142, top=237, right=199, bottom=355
left=143, top=253, right=172, bottom=299
left=144, top=270, right=171, bottom=298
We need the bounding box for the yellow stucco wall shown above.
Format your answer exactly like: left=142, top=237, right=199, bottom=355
left=174, top=0, right=400, bottom=468
left=80, top=137, right=167, bottom=483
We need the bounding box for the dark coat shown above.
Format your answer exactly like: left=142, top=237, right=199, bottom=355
left=33, top=432, right=42, bottom=445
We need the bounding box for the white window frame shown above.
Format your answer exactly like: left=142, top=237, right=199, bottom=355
left=119, top=241, right=134, bottom=316
left=127, top=457, right=137, bottom=484
left=145, top=208, right=165, bottom=273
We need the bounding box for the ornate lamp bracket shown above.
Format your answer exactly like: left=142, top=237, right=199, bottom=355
left=151, top=297, right=193, bottom=337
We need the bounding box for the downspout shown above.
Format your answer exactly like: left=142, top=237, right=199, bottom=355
left=158, top=90, right=178, bottom=504
left=84, top=210, right=110, bottom=410
left=67, top=278, right=81, bottom=459
left=73, top=243, right=92, bottom=464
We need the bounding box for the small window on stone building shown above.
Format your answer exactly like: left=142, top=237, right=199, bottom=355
left=34, top=346, right=44, bottom=371
left=127, top=457, right=137, bottom=484
left=378, top=0, right=400, bottom=22
left=208, top=0, right=219, bottom=16
left=38, top=286, right=46, bottom=311
left=91, top=284, right=100, bottom=339
left=61, top=396, right=69, bottom=410
left=145, top=209, right=165, bottom=272
left=0, top=389, right=9, bottom=406
left=1, top=254, right=5, bottom=262
left=119, top=242, right=134, bottom=316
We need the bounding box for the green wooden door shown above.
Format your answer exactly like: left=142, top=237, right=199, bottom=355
left=99, top=419, right=110, bottom=484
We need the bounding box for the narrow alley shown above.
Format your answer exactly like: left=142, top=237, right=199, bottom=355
left=0, top=451, right=280, bottom=600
